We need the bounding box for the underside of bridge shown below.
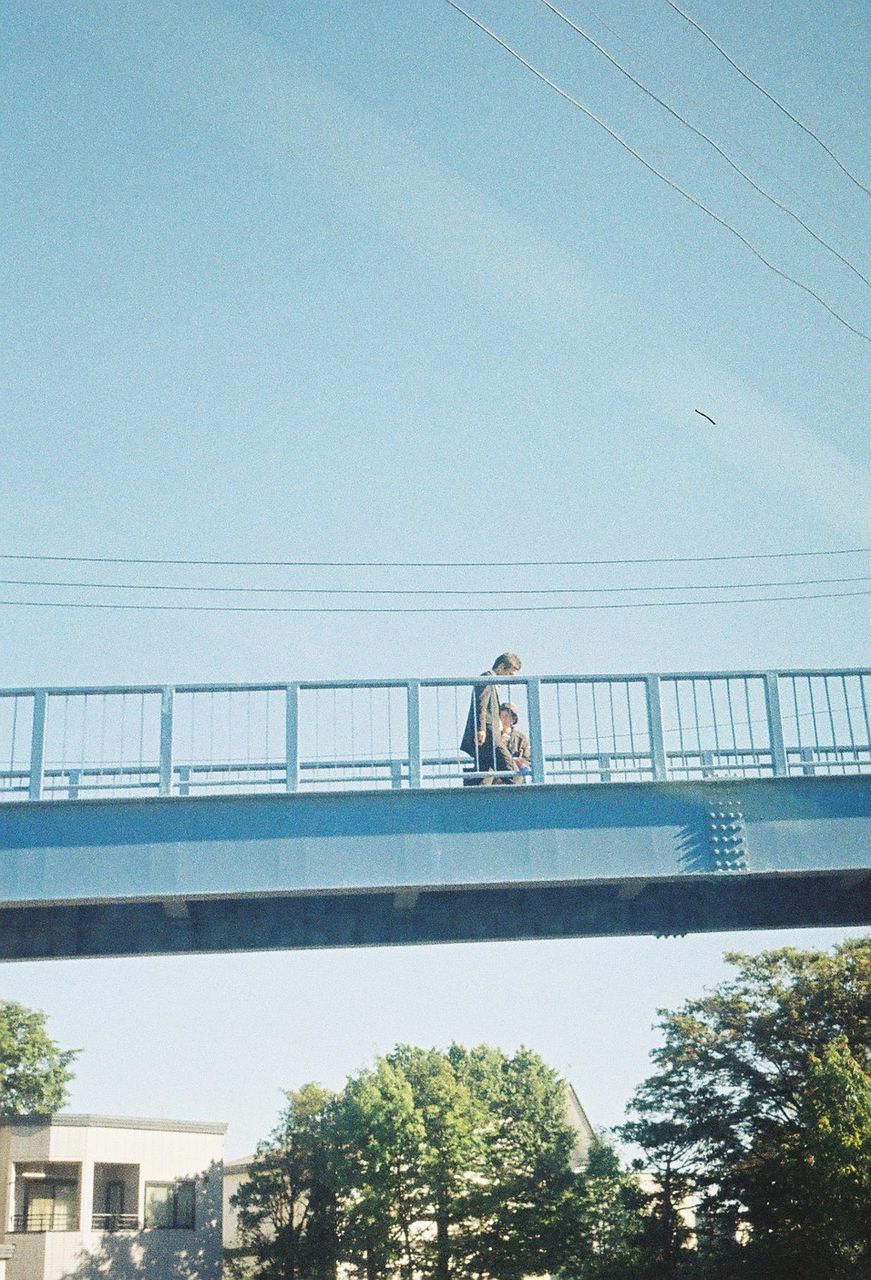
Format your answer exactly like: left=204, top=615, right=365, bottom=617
left=0, top=776, right=868, bottom=960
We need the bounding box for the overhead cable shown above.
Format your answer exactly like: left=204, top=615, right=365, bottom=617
left=443, top=1, right=871, bottom=343
left=2, top=575, right=870, bottom=595
left=1, top=589, right=869, bottom=614
left=660, top=0, right=871, bottom=198
left=573, top=0, right=870, bottom=258
left=540, top=0, right=871, bottom=288
left=1, top=547, right=869, bottom=568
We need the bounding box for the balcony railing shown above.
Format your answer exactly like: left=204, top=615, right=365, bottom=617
left=92, top=1212, right=139, bottom=1231
left=11, top=1212, right=80, bottom=1232
left=1, top=669, right=868, bottom=801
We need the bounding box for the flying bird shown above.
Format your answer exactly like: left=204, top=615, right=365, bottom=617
left=694, top=409, right=716, bottom=425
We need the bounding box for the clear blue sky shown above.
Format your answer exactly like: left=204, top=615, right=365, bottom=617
left=1, top=0, right=868, bottom=1156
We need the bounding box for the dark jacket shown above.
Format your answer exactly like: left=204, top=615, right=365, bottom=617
left=460, top=671, right=505, bottom=758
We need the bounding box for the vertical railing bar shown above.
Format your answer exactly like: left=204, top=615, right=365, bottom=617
left=645, top=675, right=667, bottom=782
left=59, top=694, right=69, bottom=786
left=265, top=691, right=272, bottom=788
left=138, top=693, right=146, bottom=788
left=118, top=692, right=127, bottom=794
left=674, top=682, right=687, bottom=778
left=188, top=693, right=196, bottom=783
left=349, top=688, right=356, bottom=783
left=743, top=679, right=756, bottom=765
left=689, top=680, right=701, bottom=769
left=591, top=682, right=601, bottom=766
left=764, top=672, right=788, bottom=778
left=387, top=686, right=394, bottom=783
left=840, top=676, right=856, bottom=766
left=285, top=684, right=299, bottom=793
left=435, top=685, right=443, bottom=785
left=28, top=690, right=47, bottom=801
left=573, top=683, right=583, bottom=780
left=407, top=681, right=422, bottom=789
left=159, top=687, right=174, bottom=796
left=822, top=676, right=841, bottom=774
left=9, top=695, right=19, bottom=773
left=725, top=679, right=738, bottom=754
left=707, top=679, right=721, bottom=765
left=98, top=693, right=107, bottom=788
left=625, top=682, right=637, bottom=775
left=332, top=687, right=338, bottom=780
left=807, top=674, right=821, bottom=754
left=791, top=676, right=802, bottom=775
left=555, top=684, right=565, bottom=778
left=368, top=685, right=375, bottom=787
left=81, top=693, right=89, bottom=781
left=607, top=681, right=616, bottom=758
left=527, top=677, right=545, bottom=785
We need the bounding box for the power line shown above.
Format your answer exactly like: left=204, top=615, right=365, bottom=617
left=443, top=0, right=871, bottom=344
left=1, top=547, right=869, bottom=568
left=2, top=574, right=869, bottom=596
left=1, top=589, right=869, bottom=614
left=571, top=0, right=868, bottom=260
left=539, top=0, right=871, bottom=288
left=659, top=0, right=871, bottom=199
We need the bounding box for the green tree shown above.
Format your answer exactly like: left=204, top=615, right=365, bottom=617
left=452, top=1045, right=577, bottom=1280
left=620, top=938, right=871, bottom=1278
left=336, top=1055, right=429, bottom=1280
left=230, top=1083, right=340, bottom=1280
left=555, top=1140, right=651, bottom=1280
left=0, top=1000, right=77, bottom=1115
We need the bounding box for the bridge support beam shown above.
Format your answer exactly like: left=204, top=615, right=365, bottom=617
left=0, top=777, right=868, bottom=960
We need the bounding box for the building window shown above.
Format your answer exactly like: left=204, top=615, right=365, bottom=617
left=144, top=1181, right=195, bottom=1230
left=23, top=1180, right=78, bottom=1232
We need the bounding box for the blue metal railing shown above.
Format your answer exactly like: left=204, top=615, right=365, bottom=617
left=1, top=670, right=869, bottom=802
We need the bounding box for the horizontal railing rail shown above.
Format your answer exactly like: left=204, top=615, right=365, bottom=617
left=92, top=1212, right=139, bottom=1232
left=1, top=669, right=869, bottom=801
left=11, top=1212, right=80, bottom=1233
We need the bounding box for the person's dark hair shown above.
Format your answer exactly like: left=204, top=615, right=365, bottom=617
left=493, top=652, right=521, bottom=672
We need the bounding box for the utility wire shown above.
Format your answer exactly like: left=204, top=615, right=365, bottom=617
left=2, top=548, right=869, bottom=568
left=1, top=590, right=869, bottom=614
left=659, top=0, right=871, bottom=199
left=2, top=575, right=869, bottom=595
left=571, top=0, right=870, bottom=263
left=443, top=1, right=871, bottom=344
left=540, top=0, right=871, bottom=288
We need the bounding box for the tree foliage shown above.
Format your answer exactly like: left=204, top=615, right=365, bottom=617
left=620, top=938, right=871, bottom=1278
left=229, top=1083, right=339, bottom=1280
left=233, top=1043, right=589, bottom=1280
left=0, top=1000, right=77, bottom=1116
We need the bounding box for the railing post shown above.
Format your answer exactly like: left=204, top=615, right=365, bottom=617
left=285, top=683, right=299, bottom=793
left=159, top=687, right=174, bottom=796
left=764, top=672, right=788, bottom=777
left=526, top=678, right=546, bottom=784
left=407, top=681, right=422, bottom=789
left=645, top=676, right=667, bottom=781
left=28, top=690, right=48, bottom=801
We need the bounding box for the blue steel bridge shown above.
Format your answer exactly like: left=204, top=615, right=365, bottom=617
left=0, top=668, right=868, bottom=960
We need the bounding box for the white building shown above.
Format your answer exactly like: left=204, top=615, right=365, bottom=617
left=0, top=1113, right=226, bottom=1280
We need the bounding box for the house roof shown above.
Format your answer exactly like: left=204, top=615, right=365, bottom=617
left=0, top=1113, right=227, bottom=1135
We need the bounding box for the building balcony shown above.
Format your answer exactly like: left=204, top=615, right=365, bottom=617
left=10, top=1212, right=80, bottom=1233
left=91, top=1212, right=139, bottom=1232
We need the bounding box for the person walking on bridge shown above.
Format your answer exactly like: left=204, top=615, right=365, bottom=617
left=461, top=653, right=523, bottom=784
left=500, top=702, right=531, bottom=778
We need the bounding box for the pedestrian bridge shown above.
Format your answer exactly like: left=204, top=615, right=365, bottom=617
left=1, top=669, right=868, bottom=960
